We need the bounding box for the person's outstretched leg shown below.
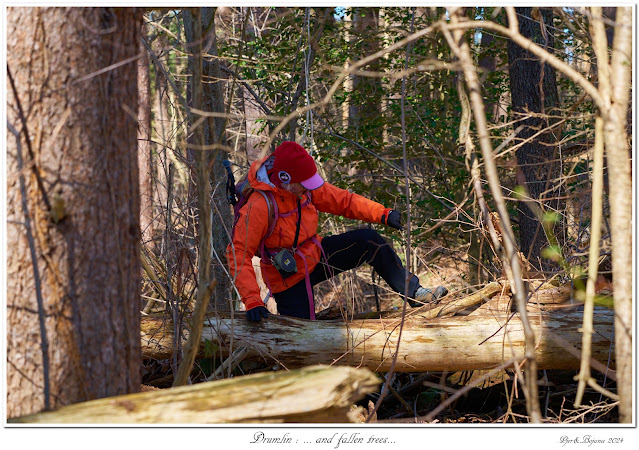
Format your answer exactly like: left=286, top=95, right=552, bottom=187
left=311, top=228, right=421, bottom=297
left=274, top=228, right=447, bottom=318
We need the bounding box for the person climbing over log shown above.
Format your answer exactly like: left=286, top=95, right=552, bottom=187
left=226, top=141, right=448, bottom=322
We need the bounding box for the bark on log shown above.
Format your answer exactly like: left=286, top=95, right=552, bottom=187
left=9, top=366, right=379, bottom=424
left=141, top=307, right=615, bottom=372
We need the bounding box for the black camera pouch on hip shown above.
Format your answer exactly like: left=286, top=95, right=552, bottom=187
left=273, top=198, right=302, bottom=279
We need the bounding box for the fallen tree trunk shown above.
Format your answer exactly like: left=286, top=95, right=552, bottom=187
left=9, top=365, right=379, bottom=424
left=141, top=306, right=615, bottom=373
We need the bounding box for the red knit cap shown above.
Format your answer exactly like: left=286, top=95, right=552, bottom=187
left=269, top=142, right=324, bottom=190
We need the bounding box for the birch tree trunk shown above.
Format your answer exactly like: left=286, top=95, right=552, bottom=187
left=598, top=6, right=633, bottom=423
left=6, top=7, right=142, bottom=417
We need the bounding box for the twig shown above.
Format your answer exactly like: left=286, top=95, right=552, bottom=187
left=574, top=116, right=605, bottom=407
left=8, top=121, right=51, bottom=410
left=550, top=331, right=617, bottom=382
left=388, top=384, right=415, bottom=416
left=7, top=65, right=51, bottom=212
left=140, top=249, right=168, bottom=302
left=206, top=346, right=248, bottom=381
left=62, top=53, right=142, bottom=89
left=220, top=66, right=274, bottom=116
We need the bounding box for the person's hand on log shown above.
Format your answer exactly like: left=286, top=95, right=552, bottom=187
left=246, top=305, right=269, bottom=322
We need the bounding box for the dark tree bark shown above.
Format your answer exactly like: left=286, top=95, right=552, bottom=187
left=349, top=7, right=382, bottom=141
left=602, top=7, right=617, bottom=48
left=507, top=7, right=564, bottom=271
left=6, top=7, right=142, bottom=417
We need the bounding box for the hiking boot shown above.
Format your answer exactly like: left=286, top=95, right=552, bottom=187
left=408, top=286, right=448, bottom=308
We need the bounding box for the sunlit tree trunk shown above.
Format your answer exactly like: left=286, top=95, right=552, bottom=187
left=6, top=7, right=142, bottom=417
left=138, top=23, right=154, bottom=250
left=150, top=31, right=171, bottom=233
left=597, top=6, right=633, bottom=424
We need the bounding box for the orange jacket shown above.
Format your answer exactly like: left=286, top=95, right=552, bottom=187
left=226, top=155, right=392, bottom=311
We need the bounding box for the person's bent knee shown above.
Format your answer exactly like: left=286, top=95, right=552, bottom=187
left=355, top=227, right=386, bottom=245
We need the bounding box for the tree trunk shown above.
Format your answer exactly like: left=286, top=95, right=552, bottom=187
left=172, top=8, right=212, bottom=387
left=241, top=85, right=267, bottom=161
left=600, top=6, right=632, bottom=424
left=10, top=366, right=379, bottom=424
left=138, top=24, right=154, bottom=251
left=203, top=7, right=234, bottom=314
left=184, top=7, right=232, bottom=313
left=349, top=7, right=382, bottom=141
left=141, top=305, right=615, bottom=373
left=507, top=7, right=564, bottom=272
left=6, top=7, right=142, bottom=418
left=150, top=31, right=171, bottom=234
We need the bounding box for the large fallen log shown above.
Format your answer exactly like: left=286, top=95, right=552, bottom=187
left=9, top=365, right=379, bottom=424
left=141, top=306, right=615, bottom=373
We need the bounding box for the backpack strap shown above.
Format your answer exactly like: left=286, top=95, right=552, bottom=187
left=254, top=190, right=277, bottom=238
left=256, top=191, right=319, bottom=320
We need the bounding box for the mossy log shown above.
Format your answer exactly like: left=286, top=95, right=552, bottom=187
left=141, top=306, right=615, bottom=373
left=9, top=365, right=379, bottom=424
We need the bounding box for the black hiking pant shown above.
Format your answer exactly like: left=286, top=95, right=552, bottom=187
left=273, top=228, right=420, bottom=319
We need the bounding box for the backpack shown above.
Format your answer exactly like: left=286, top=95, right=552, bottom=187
left=224, top=160, right=278, bottom=254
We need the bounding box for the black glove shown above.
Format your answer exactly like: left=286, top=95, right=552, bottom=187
left=383, top=210, right=403, bottom=230
left=246, top=305, right=269, bottom=322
